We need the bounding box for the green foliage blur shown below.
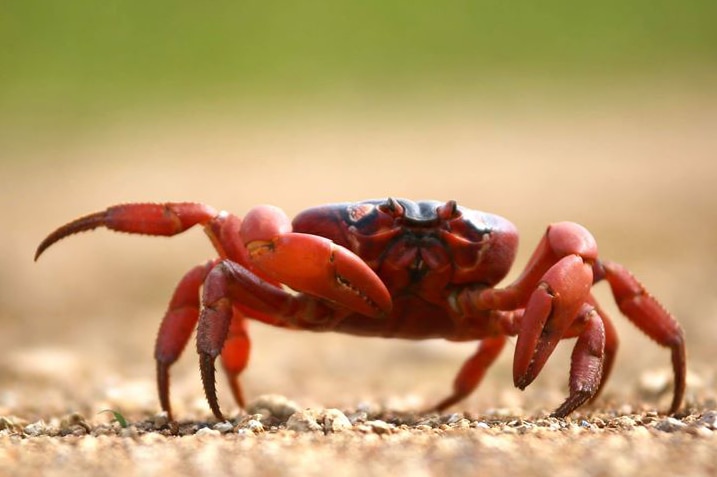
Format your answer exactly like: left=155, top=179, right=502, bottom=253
left=2, top=1, right=716, bottom=121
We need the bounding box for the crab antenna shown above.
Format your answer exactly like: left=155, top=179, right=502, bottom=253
left=35, top=211, right=108, bottom=261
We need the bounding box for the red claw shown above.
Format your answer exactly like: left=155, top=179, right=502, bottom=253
left=247, top=233, right=391, bottom=317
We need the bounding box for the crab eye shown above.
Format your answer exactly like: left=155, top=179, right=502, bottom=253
left=378, top=197, right=404, bottom=217
left=437, top=200, right=460, bottom=220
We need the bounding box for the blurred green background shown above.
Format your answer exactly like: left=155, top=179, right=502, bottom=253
left=3, top=0, right=716, bottom=138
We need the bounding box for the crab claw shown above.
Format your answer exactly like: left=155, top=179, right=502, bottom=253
left=246, top=233, right=391, bottom=317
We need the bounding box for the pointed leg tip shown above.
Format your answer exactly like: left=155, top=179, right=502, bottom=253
left=551, top=390, right=594, bottom=418
left=199, top=352, right=226, bottom=422
left=513, top=370, right=534, bottom=391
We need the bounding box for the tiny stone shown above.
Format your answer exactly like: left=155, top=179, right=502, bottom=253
left=346, top=411, right=367, bottom=425
left=366, top=420, right=394, bottom=435
left=60, top=412, right=90, bottom=435
left=613, top=416, right=636, bottom=429
left=415, top=416, right=441, bottom=428
left=322, top=409, right=352, bottom=433
left=688, top=426, right=713, bottom=438
left=698, top=411, right=717, bottom=430
left=654, top=417, right=687, bottom=433
left=179, top=424, right=200, bottom=436
left=471, top=422, right=490, bottom=430
left=286, top=409, right=322, bottom=432
left=246, top=395, right=301, bottom=421
left=195, top=427, right=221, bottom=437
left=0, top=417, right=18, bottom=432
left=23, top=420, right=47, bottom=437
left=452, top=419, right=471, bottom=429
left=213, top=421, right=235, bottom=434
left=119, top=426, right=139, bottom=438
left=244, top=420, right=264, bottom=433
left=152, top=412, right=170, bottom=429
left=442, top=413, right=464, bottom=425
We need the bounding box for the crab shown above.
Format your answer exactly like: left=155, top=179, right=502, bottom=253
left=35, top=199, right=686, bottom=420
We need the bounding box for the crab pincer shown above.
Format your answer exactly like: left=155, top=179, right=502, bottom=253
left=241, top=205, right=392, bottom=317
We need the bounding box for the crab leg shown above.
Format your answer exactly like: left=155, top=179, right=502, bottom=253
left=152, top=259, right=255, bottom=419
left=584, top=299, right=619, bottom=403
left=457, top=221, right=684, bottom=415
left=512, top=254, right=594, bottom=390
left=600, top=261, right=686, bottom=413
left=154, top=260, right=217, bottom=420
left=552, top=305, right=606, bottom=417
left=196, top=259, right=353, bottom=419
left=35, top=203, right=220, bottom=260
left=220, top=309, right=252, bottom=410
left=433, top=335, right=507, bottom=412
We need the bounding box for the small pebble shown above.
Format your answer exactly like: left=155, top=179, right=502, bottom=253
left=23, top=420, right=47, bottom=437
left=195, top=427, right=221, bottom=437
left=246, top=395, right=301, bottom=421
left=243, top=420, right=264, bottom=433
left=151, top=412, right=169, bottom=429
left=213, top=421, right=235, bottom=434
left=60, top=412, right=90, bottom=435
left=0, top=417, right=19, bottom=432
left=415, top=416, right=441, bottom=428
left=365, top=420, right=394, bottom=435
left=452, top=418, right=471, bottom=429
left=286, top=409, right=322, bottom=432
left=654, top=417, right=687, bottom=433
left=346, top=411, right=367, bottom=425
left=322, top=409, right=352, bottom=433
left=698, top=411, right=717, bottom=430
left=119, top=426, right=139, bottom=438
left=613, top=416, right=636, bottom=430
left=443, top=413, right=463, bottom=425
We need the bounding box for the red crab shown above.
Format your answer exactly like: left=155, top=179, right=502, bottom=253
left=35, top=199, right=686, bottom=420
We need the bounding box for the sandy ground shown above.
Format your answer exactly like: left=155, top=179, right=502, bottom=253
left=1, top=89, right=716, bottom=476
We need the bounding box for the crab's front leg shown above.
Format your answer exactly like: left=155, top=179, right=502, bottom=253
left=455, top=222, right=685, bottom=417
left=154, top=260, right=255, bottom=420
left=195, top=205, right=392, bottom=420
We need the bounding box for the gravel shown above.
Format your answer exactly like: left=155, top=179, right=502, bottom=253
left=1, top=399, right=716, bottom=477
